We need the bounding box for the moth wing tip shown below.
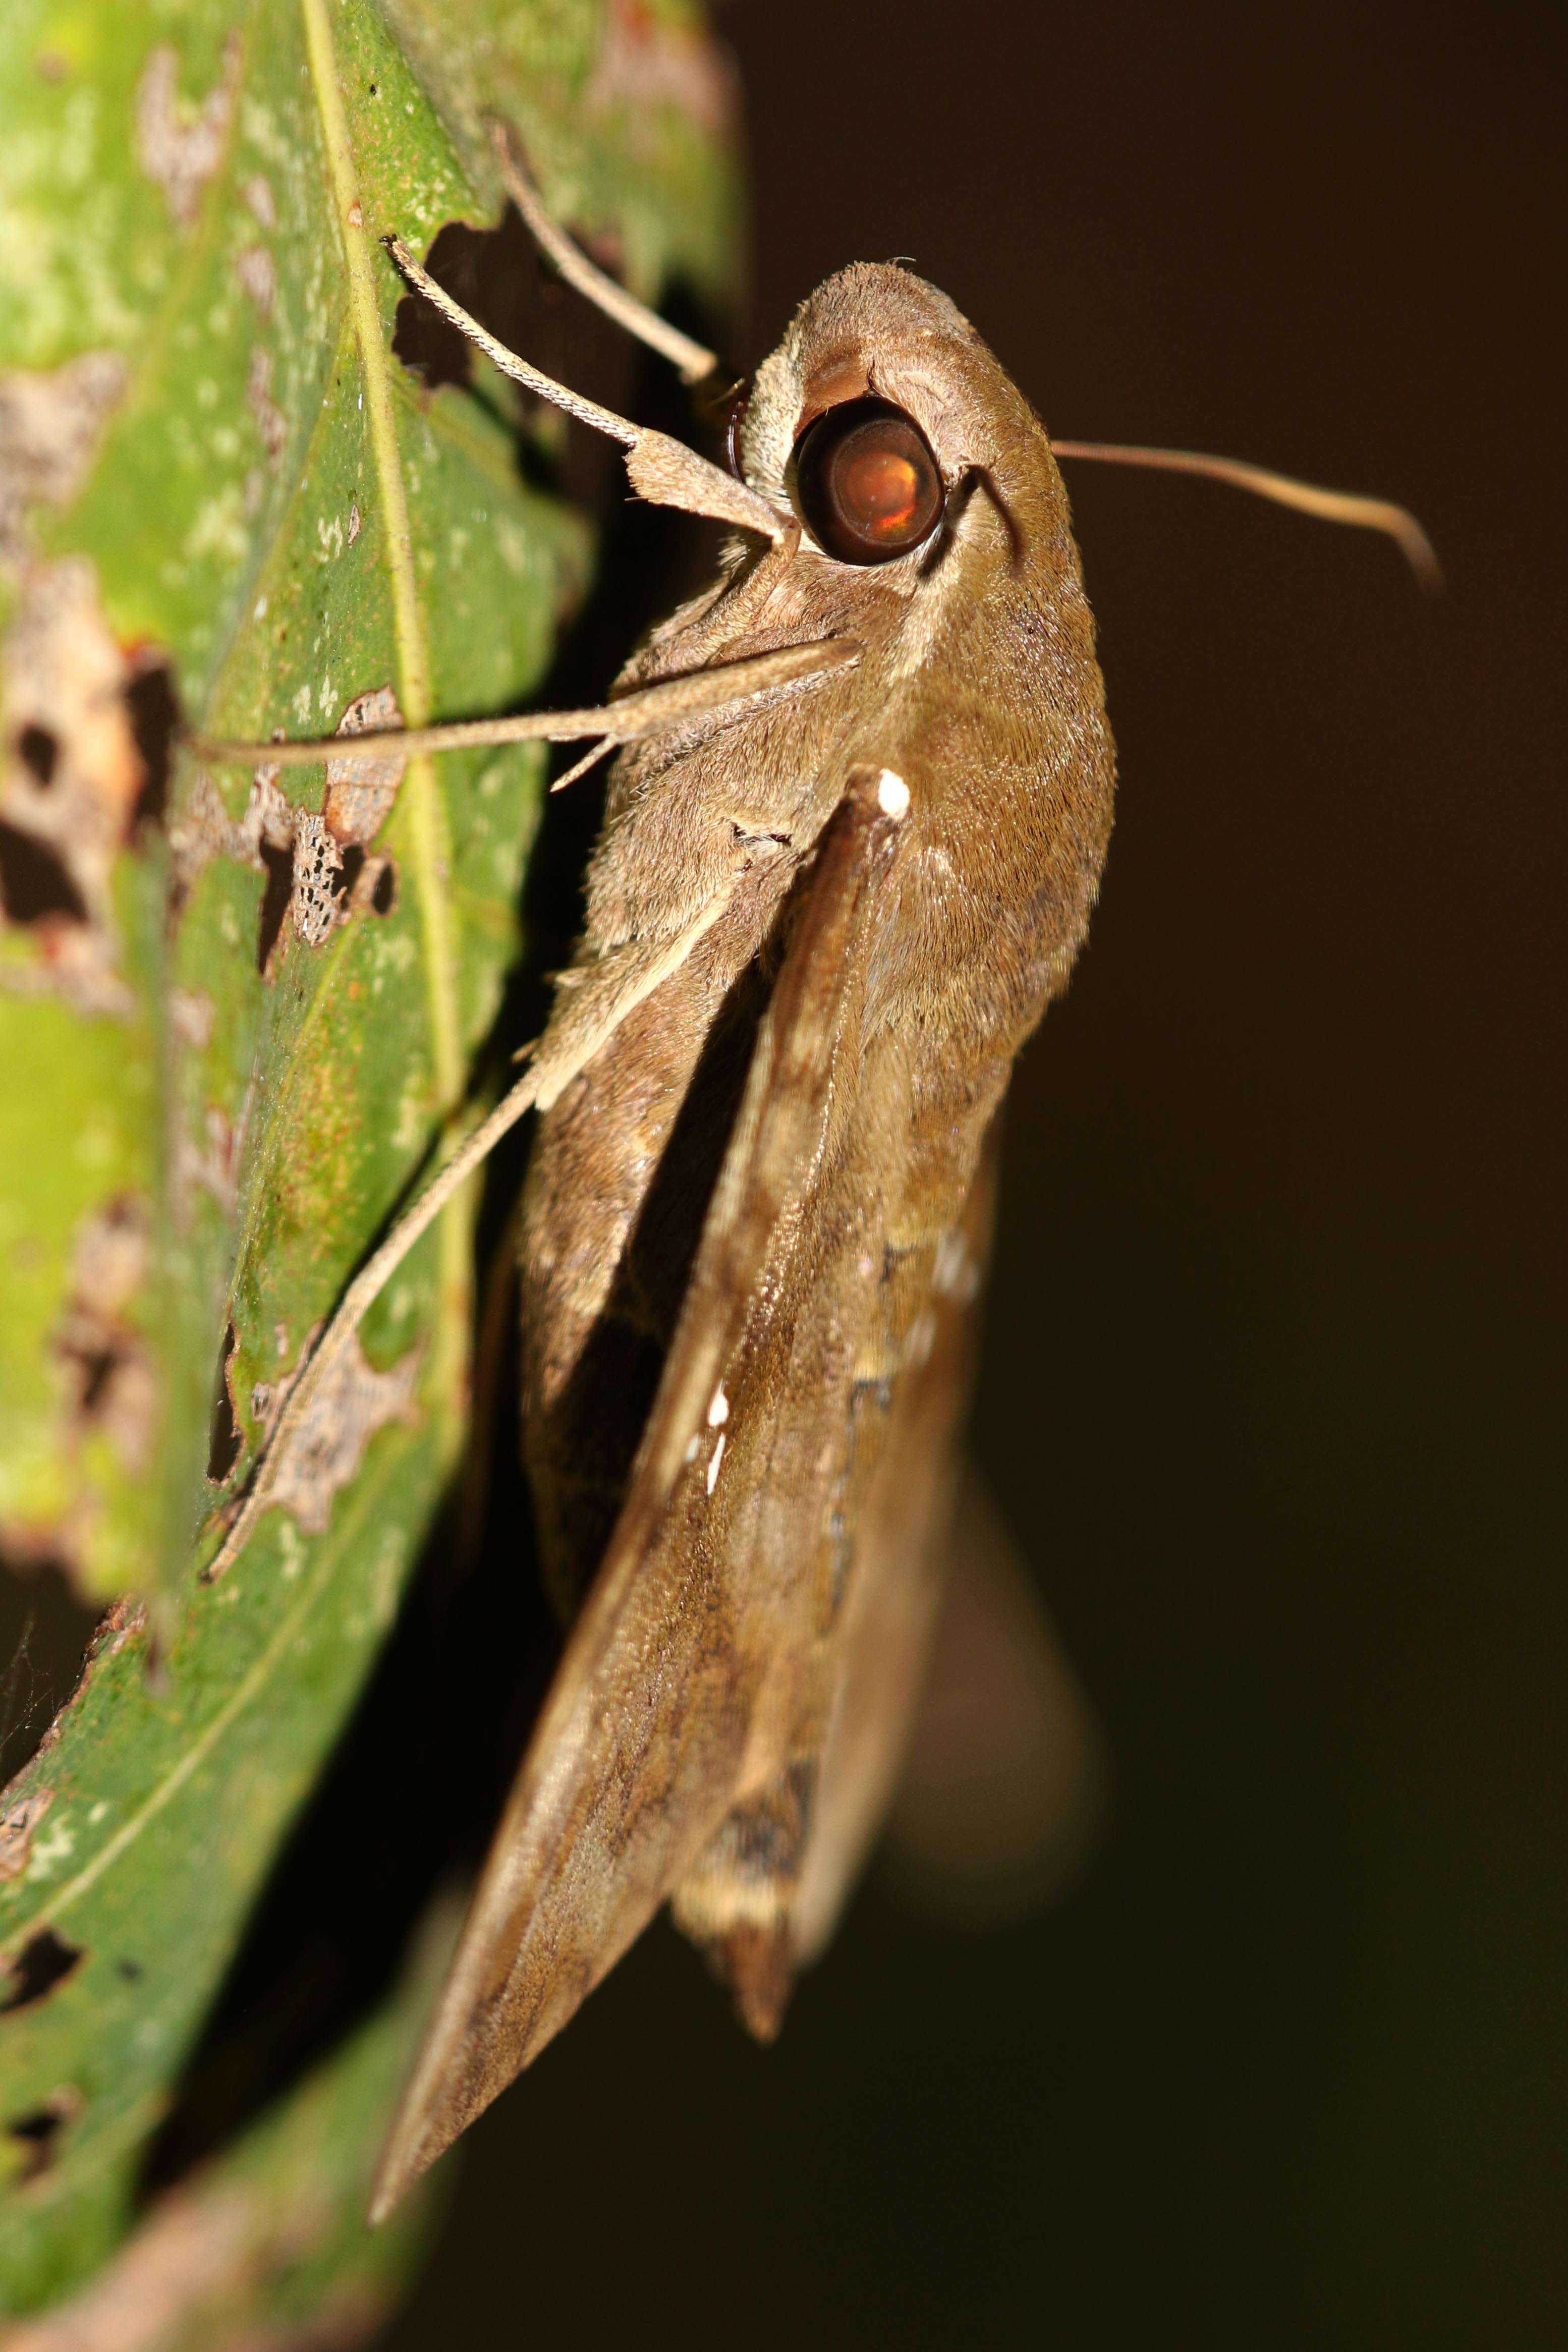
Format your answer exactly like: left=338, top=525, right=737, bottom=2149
left=367, top=2070, right=470, bottom=2225
left=366, top=2109, right=432, bottom=2227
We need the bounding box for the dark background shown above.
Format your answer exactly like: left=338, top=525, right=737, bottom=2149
left=378, top=2, right=1565, bottom=2344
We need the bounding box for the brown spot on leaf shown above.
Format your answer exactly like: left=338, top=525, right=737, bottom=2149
left=323, top=685, right=405, bottom=846
left=241, top=173, right=275, bottom=231
left=235, top=243, right=276, bottom=317
left=134, top=37, right=241, bottom=229
left=588, top=0, right=738, bottom=138
left=4, top=563, right=144, bottom=837
left=0, top=352, right=128, bottom=567
left=0, top=562, right=173, bottom=1015
left=53, top=1197, right=156, bottom=1477
left=243, top=1330, right=421, bottom=1548
left=0, top=1793, right=53, bottom=1883
left=176, top=1103, right=239, bottom=1221
left=0, top=1927, right=83, bottom=2014
left=168, top=987, right=214, bottom=1050
left=244, top=347, right=286, bottom=466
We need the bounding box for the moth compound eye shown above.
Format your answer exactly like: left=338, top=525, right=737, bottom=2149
left=793, top=399, right=944, bottom=564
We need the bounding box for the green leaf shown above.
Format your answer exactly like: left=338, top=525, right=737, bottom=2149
left=0, top=0, right=737, bottom=2318
left=0, top=1914, right=459, bottom=2350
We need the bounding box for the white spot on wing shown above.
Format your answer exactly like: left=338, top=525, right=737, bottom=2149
left=933, top=1229, right=982, bottom=1303
left=876, top=767, right=910, bottom=820
left=707, top=1384, right=729, bottom=1427
left=706, top=1431, right=726, bottom=1495
left=904, top=1308, right=937, bottom=1369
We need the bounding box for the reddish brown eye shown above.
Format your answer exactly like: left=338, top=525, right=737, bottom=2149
left=793, top=398, right=945, bottom=564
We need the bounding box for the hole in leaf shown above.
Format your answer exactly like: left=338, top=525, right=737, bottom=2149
left=0, top=1928, right=83, bottom=2014
left=125, top=658, right=180, bottom=834
left=336, top=842, right=365, bottom=902
left=7, top=2094, right=78, bottom=2182
left=0, top=820, right=88, bottom=925
left=392, top=218, right=501, bottom=391
left=390, top=205, right=661, bottom=509
left=16, top=725, right=58, bottom=787
left=206, top=1321, right=242, bottom=1483
left=371, top=859, right=397, bottom=916
left=256, top=835, right=293, bottom=973
left=0, top=1547, right=103, bottom=1789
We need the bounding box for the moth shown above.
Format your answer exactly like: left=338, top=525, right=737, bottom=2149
left=198, top=129, right=1432, bottom=2220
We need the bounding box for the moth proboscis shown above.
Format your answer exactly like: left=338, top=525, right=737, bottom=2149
left=191, top=137, right=1433, bottom=2221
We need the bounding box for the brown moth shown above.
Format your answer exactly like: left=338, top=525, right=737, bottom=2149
left=196, top=137, right=1431, bottom=2221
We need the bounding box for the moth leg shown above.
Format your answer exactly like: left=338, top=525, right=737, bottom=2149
left=202, top=887, right=738, bottom=1584
left=187, top=638, right=857, bottom=769
left=386, top=238, right=786, bottom=543
left=488, top=120, right=717, bottom=385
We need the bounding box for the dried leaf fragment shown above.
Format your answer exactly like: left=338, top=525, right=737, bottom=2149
left=53, top=1197, right=157, bottom=1478
left=208, top=1333, right=421, bottom=1574
left=0, top=561, right=170, bottom=1014
left=323, top=686, right=406, bottom=847
left=0, top=1791, right=53, bottom=1884
left=0, top=354, right=128, bottom=567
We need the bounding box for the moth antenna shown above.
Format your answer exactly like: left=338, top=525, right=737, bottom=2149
left=549, top=736, right=616, bottom=794
left=183, top=639, right=858, bottom=769
left=1050, top=439, right=1441, bottom=592
left=488, top=119, right=718, bottom=386
left=384, top=238, right=785, bottom=543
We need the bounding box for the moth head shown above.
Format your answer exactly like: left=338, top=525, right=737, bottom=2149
left=740, top=263, right=1064, bottom=579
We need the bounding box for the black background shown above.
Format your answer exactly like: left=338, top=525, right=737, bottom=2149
left=375, top=2, right=1566, bottom=2343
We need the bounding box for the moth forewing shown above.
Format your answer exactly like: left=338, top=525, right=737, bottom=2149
left=370, top=776, right=911, bottom=2218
